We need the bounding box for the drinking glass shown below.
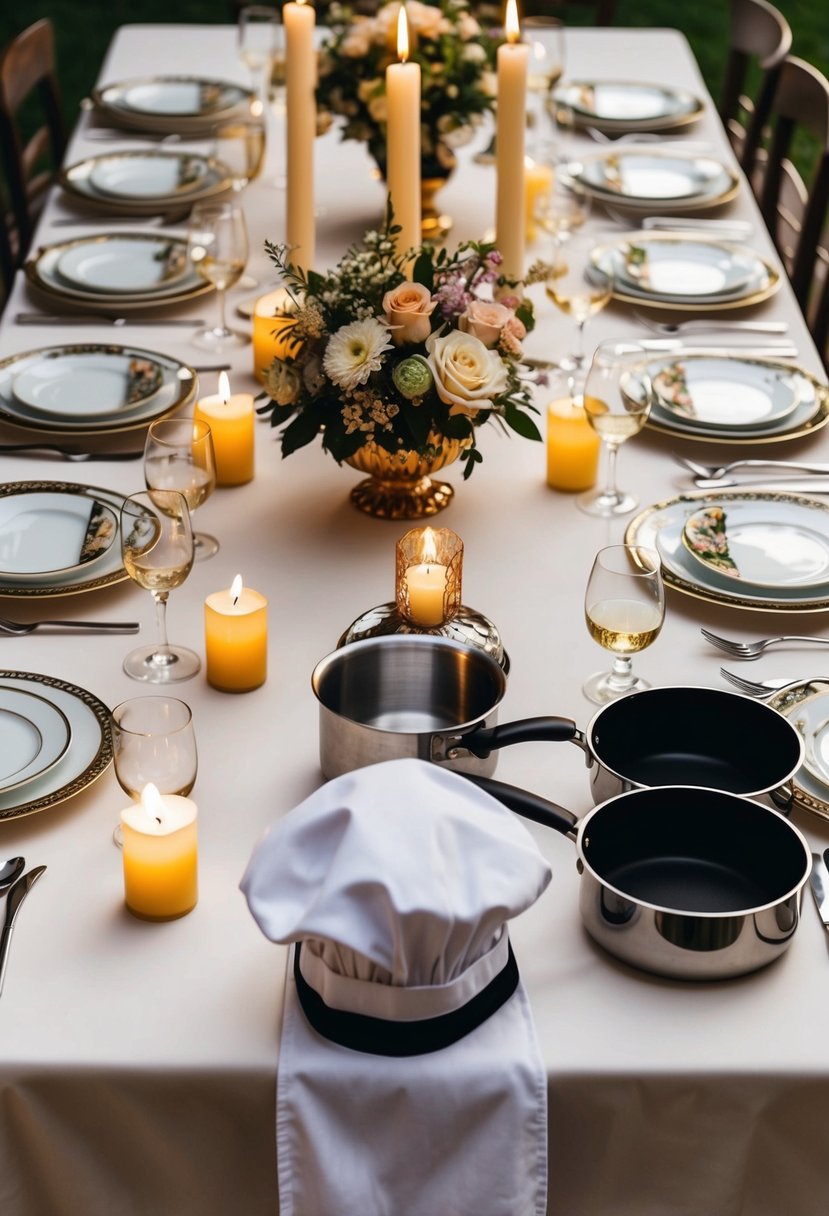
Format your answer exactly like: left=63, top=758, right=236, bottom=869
left=578, top=340, right=653, bottom=517
left=533, top=165, right=590, bottom=248
left=120, top=490, right=200, bottom=684
left=111, top=696, right=197, bottom=847
left=144, top=417, right=219, bottom=559
left=212, top=115, right=267, bottom=194
left=187, top=201, right=249, bottom=351
left=545, top=231, right=613, bottom=370
left=524, top=17, right=566, bottom=156
left=237, top=5, right=280, bottom=110
left=583, top=544, right=665, bottom=704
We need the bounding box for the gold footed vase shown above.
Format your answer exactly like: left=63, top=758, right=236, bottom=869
left=344, top=436, right=468, bottom=520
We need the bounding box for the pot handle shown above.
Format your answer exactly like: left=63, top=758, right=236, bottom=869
left=458, top=716, right=577, bottom=758
left=769, top=782, right=795, bottom=814
left=463, top=774, right=579, bottom=840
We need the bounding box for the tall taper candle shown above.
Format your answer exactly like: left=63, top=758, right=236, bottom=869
left=386, top=4, right=421, bottom=263
left=495, top=0, right=528, bottom=289
left=285, top=0, right=316, bottom=273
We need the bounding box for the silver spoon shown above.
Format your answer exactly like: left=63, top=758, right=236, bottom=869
left=0, top=858, right=25, bottom=893
left=634, top=313, right=788, bottom=336
left=0, top=618, right=139, bottom=635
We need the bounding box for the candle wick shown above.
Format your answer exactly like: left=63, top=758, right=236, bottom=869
left=154, top=816, right=162, bottom=826
left=233, top=594, right=240, bottom=606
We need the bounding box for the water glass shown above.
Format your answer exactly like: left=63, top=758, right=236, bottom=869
left=583, top=545, right=665, bottom=704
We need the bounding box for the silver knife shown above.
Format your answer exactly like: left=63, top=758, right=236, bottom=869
left=810, top=850, right=829, bottom=930
left=0, top=865, right=46, bottom=997
left=693, top=478, right=829, bottom=493
left=15, top=313, right=206, bottom=327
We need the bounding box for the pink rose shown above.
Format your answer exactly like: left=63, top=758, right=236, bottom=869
left=459, top=300, right=523, bottom=349
left=382, top=281, right=437, bottom=345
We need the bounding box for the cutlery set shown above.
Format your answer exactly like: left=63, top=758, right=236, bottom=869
left=15, top=313, right=207, bottom=327
left=0, top=858, right=46, bottom=998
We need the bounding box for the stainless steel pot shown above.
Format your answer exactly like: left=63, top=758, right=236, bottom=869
left=469, top=775, right=812, bottom=980
left=312, top=635, right=574, bottom=779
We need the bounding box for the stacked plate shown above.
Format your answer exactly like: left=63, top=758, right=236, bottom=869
left=0, top=344, right=197, bottom=435
left=60, top=150, right=232, bottom=215
left=622, top=353, right=829, bottom=444
left=91, top=75, right=255, bottom=135
left=0, top=670, right=112, bottom=821
left=590, top=233, right=779, bottom=310
left=0, top=482, right=130, bottom=598
left=570, top=150, right=738, bottom=212
left=25, top=233, right=212, bottom=312
left=553, top=80, right=704, bottom=133
left=768, top=680, right=829, bottom=823
left=626, top=489, right=829, bottom=613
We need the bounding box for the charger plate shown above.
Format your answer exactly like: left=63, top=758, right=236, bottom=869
left=0, top=671, right=111, bottom=821
left=571, top=150, right=738, bottom=212
left=767, top=680, right=829, bottom=822
left=92, top=75, right=254, bottom=135
left=626, top=489, right=829, bottom=613
left=553, top=80, right=704, bottom=132
left=61, top=150, right=231, bottom=214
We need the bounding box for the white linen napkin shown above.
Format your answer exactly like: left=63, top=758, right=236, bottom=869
left=241, top=758, right=552, bottom=1216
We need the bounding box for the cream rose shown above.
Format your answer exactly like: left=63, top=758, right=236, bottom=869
left=382, top=282, right=437, bottom=345
left=426, top=330, right=508, bottom=417
left=459, top=300, right=522, bottom=349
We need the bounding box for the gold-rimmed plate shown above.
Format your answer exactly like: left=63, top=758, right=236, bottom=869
left=91, top=75, right=254, bottom=134
left=571, top=150, right=738, bottom=212
left=0, top=344, right=197, bottom=434
left=0, top=483, right=130, bottom=598
left=626, top=489, right=829, bottom=613
left=767, top=680, right=829, bottom=822
left=0, top=671, right=111, bottom=821
left=554, top=80, right=704, bottom=132
left=60, top=150, right=232, bottom=214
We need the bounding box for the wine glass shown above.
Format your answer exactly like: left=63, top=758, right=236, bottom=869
left=545, top=230, right=613, bottom=371
left=120, top=490, right=200, bottom=684
left=187, top=201, right=249, bottom=351
left=237, top=5, right=280, bottom=110
left=524, top=17, right=566, bottom=157
left=578, top=340, right=653, bottom=518
left=583, top=544, right=665, bottom=705
left=212, top=114, right=267, bottom=194
left=533, top=164, right=591, bottom=248
left=111, top=696, right=198, bottom=847
left=144, top=417, right=219, bottom=560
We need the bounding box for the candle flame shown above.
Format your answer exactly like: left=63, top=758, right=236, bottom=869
left=141, top=782, right=166, bottom=827
left=397, top=3, right=410, bottom=62
left=230, top=573, right=244, bottom=606
left=218, top=370, right=231, bottom=405
left=420, top=527, right=437, bottom=565
left=505, top=0, right=520, bottom=43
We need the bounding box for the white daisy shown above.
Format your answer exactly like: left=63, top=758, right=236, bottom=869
left=323, top=318, right=393, bottom=391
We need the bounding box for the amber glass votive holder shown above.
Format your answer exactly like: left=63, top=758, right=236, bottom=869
left=395, top=526, right=463, bottom=628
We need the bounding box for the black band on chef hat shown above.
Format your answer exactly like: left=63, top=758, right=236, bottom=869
left=293, top=940, right=520, bottom=1057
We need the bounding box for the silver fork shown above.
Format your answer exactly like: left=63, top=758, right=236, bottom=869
left=719, top=668, right=800, bottom=696
left=0, top=444, right=143, bottom=461
left=0, top=617, right=139, bottom=635
left=676, top=455, right=829, bottom=481
left=703, top=628, right=829, bottom=660
left=634, top=312, right=788, bottom=336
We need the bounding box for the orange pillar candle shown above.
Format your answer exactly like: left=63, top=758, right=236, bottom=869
left=495, top=0, right=528, bottom=288
left=252, top=288, right=300, bottom=383
left=121, top=783, right=198, bottom=921
left=546, top=396, right=600, bottom=491
left=285, top=0, right=316, bottom=272
left=386, top=5, right=421, bottom=263
left=524, top=157, right=553, bottom=242
left=204, top=573, right=268, bottom=692
left=194, top=371, right=255, bottom=486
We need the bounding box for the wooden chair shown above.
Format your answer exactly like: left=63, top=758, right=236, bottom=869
left=719, top=0, right=791, bottom=174
left=0, top=18, right=67, bottom=262
left=756, top=56, right=829, bottom=369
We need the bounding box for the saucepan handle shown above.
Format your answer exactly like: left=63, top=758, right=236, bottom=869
left=460, top=716, right=577, bottom=758
left=463, top=774, right=579, bottom=840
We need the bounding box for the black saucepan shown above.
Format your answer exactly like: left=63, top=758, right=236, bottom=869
left=468, top=775, right=812, bottom=980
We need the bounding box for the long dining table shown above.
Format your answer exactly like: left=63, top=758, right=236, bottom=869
left=2, top=19, right=829, bottom=1216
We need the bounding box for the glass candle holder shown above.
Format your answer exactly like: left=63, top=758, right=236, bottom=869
left=395, top=526, right=463, bottom=628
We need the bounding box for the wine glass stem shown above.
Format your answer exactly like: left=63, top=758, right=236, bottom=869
left=574, top=320, right=587, bottom=367
left=151, top=591, right=175, bottom=666
left=604, top=440, right=620, bottom=501
left=608, top=655, right=635, bottom=691
left=216, top=287, right=228, bottom=336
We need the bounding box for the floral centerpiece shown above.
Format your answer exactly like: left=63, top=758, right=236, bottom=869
left=316, top=0, right=496, bottom=181
left=260, top=209, right=541, bottom=517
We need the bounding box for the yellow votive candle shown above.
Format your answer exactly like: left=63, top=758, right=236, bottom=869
left=195, top=371, right=254, bottom=486
left=495, top=0, right=529, bottom=289
left=121, top=783, right=198, bottom=921
left=285, top=0, right=316, bottom=272
left=404, top=562, right=449, bottom=626
left=204, top=573, right=268, bottom=692
left=386, top=5, right=422, bottom=263
left=524, top=157, right=553, bottom=242
left=252, top=288, right=300, bottom=383
left=546, top=396, right=601, bottom=491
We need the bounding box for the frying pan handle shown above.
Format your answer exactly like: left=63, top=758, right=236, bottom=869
left=769, top=782, right=795, bottom=814
left=463, top=774, right=579, bottom=840
left=460, top=716, right=577, bottom=758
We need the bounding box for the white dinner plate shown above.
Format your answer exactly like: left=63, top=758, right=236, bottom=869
left=572, top=151, right=738, bottom=210
left=768, top=681, right=829, bottom=822
left=0, top=685, right=71, bottom=795
left=681, top=502, right=829, bottom=590
left=553, top=80, right=704, bottom=131
left=0, top=483, right=130, bottom=597
left=650, top=357, right=801, bottom=429
left=61, top=151, right=232, bottom=213
left=92, top=76, right=254, bottom=135
left=0, top=671, right=111, bottom=821
left=626, top=490, right=829, bottom=612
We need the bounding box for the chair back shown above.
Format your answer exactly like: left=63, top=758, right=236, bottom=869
left=0, top=19, right=67, bottom=259
left=719, top=0, right=791, bottom=173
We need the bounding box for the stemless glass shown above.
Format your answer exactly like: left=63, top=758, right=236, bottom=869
left=187, top=201, right=249, bottom=351
left=578, top=340, right=653, bottom=517
left=545, top=230, right=613, bottom=370
left=583, top=544, right=665, bottom=704
left=144, top=417, right=219, bottom=559
left=120, top=490, right=200, bottom=684
left=111, top=696, right=198, bottom=847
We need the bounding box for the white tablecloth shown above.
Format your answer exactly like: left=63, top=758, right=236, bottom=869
left=1, top=23, right=829, bottom=1216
